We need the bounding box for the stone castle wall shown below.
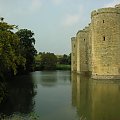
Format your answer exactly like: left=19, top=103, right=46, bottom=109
left=71, top=4, right=120, bottom=79
left=71, top=37, right=77, bottom=72
left=76, top=27, right=89, bottom=73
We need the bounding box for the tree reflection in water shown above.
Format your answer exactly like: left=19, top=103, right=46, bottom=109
left=0, top=81, right=7, bottom=105
left=0, top=73, right=37, bottom=116
left=39, top=71, right=57, bottom=87
left=71, top=73, right=120, bottom=120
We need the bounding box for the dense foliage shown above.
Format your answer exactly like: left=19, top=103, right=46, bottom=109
left=35, top=52, right=71, bottom=71
left=16, top=29, right=37, bottom=72
left=58, top=54, right=71, bottom=65
left=40, top=52, right=57, bottom=70
left=0, top=22, right=26, bottom=78
left=0, top=20, right=37, bottom=104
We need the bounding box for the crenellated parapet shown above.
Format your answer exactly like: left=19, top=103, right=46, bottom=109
left=91, top=7, right=120, bottom=18
left=115, top=4, right=120, bottom=8
left=77, top=26, right=90, bottom=35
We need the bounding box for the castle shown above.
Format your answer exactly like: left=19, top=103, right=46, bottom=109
left=71, top=4, right=120, bottom=79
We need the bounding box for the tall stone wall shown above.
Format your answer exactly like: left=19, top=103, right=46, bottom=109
left=71, top=4, right=120, bottom=79
left=76, top=32, right=80, bottom=73
left=71, top=37, right=77, bottom=72
left=76, top=27, right=89, bottom=73
left=91, top=7, right=120, bottom=79
left=88, top=24, right=92, bottom=72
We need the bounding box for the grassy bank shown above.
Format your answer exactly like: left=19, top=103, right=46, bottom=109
left=56, top=64, right=71, bottom=70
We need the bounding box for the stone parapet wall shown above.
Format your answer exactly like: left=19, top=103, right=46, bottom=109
left=91, top=8, right=120, bottom=17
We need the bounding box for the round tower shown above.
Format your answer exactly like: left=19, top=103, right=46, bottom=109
left=91, top=6, right=120, bottom=79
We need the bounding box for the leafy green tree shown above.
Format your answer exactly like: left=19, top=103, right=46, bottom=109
left=0, top=21, right=26, bottom=77
left=16, top=29, right=37, bottom=72
left=68, top=53, right=71, bottom=65
left=58, top=54, right=71, bottom=65
left=40, top=52, right=57, bottom=70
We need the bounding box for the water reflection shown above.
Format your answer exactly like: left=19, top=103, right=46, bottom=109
left=0, top=74, right=37, bottom=115
left=38, top=71, right=57, bottom=87
left=0, top=81, right=7, bottom=105
left=71, top=73, right=120, bottom=120
left=32, top=71, right=71, bottom=87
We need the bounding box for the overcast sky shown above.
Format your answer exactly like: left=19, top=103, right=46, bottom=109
left=0, top=0, right=120, bottom=54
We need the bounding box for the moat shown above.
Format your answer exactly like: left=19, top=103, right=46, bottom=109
left=1, top=71, right=120, bottom=120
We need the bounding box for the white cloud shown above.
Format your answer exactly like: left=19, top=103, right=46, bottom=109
left=62, top=14, right=80, bottom=27
left=104, top=0, right=120, bottom=7
left=30, top=0, right=42, bottom=11
left=62, top=6, right=83, bottom=27
left=51, top=0, right=63, bottom=5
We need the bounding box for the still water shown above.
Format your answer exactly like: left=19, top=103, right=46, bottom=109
left=0, top=71, right=120, bottom=120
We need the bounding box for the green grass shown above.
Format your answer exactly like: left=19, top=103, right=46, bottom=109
left=56, top=64, right=71, bottom=70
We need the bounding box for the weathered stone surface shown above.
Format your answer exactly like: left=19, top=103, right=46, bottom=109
left=71, top=37, right=77, bottom=72
left=71, top=4, right=120, bottom=79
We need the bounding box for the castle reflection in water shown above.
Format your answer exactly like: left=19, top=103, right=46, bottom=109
left=71, top=73, right=120, bottom=120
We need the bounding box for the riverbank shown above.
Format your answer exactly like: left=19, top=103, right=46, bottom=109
left=56, top=64, right=71, bottom=70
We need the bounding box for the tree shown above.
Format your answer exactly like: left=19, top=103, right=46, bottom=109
left=0, top=22, right=26, bottom=77
left=40, top=52, right=57, bottom=70
left=16, top=29, right=37, bottom=72
left=68, top=53, right=71, bottom=65
left=58, top=54, right=71, bottom=65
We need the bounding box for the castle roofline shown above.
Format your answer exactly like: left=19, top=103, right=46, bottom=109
left=76, top=30, right=86, bottom=35
left=71, top=37, right=76, bottom=41
left=91, top=7, right=120, bottom=17
left=76, top=26, right=89, bottom=35
left=115, top=4, right=120, bottom=8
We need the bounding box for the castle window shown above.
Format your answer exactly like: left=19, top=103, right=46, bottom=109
left=74, top=45, right=75, bottom=48
left=103, top=36, right=105, bottom=41
left=103, top=20, right=104, bottom=23
left=84, top=39, right=85, bottom=41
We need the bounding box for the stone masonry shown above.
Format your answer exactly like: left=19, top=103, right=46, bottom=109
left=71, top=4, right=120, bottom=79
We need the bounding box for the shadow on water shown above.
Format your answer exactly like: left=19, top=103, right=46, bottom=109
left=0, top=71, right=72, bottom=120
left=0, top=73, right=37, bottom=116
left=71, top=73, right=120, bottom=120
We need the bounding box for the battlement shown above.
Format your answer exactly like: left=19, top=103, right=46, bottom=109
left=84, top=26, right=89, bottom=30
left=76, top=26, right=90, bottom=35
left=71, top=37, right=76, bottom=41
left=91, top=7, right=120, bottom=17
left=115, top=4, right=120, bottom=8
left=76, top=30, right=85, bottom=35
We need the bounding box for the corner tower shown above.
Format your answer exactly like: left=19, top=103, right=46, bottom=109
left=91, top=6, right=120, bottom=79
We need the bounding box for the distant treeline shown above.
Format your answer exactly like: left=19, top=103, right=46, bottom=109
left=0, top=18, right=37, bottom=104
left=35, top=52, right=71, bottom=71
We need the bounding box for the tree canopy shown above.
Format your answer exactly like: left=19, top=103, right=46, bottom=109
left=0, top=19, right=37, bottom=105
left=40, top=52, right=57, bottom=70
left=16, top=29, right=37, bottom=72
left=0, top=22, right=26, bottom=77
left=58, top=54, right=71, bottom=65
left=0, top=20, right=37, bottom=79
